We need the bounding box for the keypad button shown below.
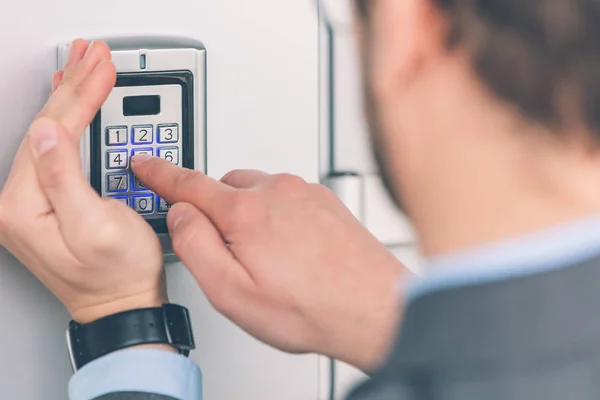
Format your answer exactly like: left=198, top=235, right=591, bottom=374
left=133, top=194, right=154, bottom=214
left=157, top=197, right=172, bottom=213
left=158, top=147, right=179, bottom=165
left=132, top=173, right=149, bottom=192
left=131, top=147, right=153, bottom=157
left=108, top=196, right=129, bottom=206
left=106, top=150, right=128, bottom=169
left=106, top=173, right=128, bottom=192
left=132, top=125, right=153, bottom=144
left=106, top=126, right=128, bottom=146
left=157, top=124, right=179, bottom=143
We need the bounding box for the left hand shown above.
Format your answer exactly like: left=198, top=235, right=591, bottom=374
left=0, top=39, right=165, bottom=324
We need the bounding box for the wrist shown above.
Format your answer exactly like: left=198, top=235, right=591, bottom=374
left=70, top=289, right=167, bottom=324
left=320, top=267, right=405, bottom=373
left=125, top=343, right=178, bottom=354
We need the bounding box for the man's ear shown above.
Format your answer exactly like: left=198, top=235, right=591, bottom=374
left=369, top=0, right=448, bottom=101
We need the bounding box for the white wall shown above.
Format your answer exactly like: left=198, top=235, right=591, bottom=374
left=0, top=0, right=321, bottom=399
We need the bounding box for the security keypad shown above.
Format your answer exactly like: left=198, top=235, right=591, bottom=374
left=102, top=122, right=179, bottom=210
left=92, top=80, right=191, bottom=234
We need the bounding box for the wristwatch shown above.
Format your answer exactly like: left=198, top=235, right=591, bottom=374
left=66, top=303, right=195, bottom=371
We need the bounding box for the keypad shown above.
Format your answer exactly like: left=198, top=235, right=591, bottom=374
left=102, top=123, right=181, bottom=218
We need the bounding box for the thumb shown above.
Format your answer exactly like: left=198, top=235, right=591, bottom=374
left=167, top=202, right=252, bottom=312
left=28, top=117, right=105, bottom=233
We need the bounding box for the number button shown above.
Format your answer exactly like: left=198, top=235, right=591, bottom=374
left=132, top=125, right=153, bottom=144
left=133, top=194, right=154, bottom=214
left=132, top=148, right=153, bottom=157
left=158, top=124, right=179, bottom=143
left=132, top=174, right=148, bottom=191
left=158, top=147, right=179, bottom=165
left=108, top=196, right=129, bottom=206
left=106, top=126, right=128, bottom=146
left=106, top=173, right=128, bottom=193
left=106, top=150, right=128, bottom=169
left=157, top=197, right=172, bottom=213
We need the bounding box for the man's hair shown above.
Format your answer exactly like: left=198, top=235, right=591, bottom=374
left=356, top=0, right=600, bottom=136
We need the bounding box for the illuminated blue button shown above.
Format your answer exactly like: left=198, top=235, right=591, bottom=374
left=157, top=197, right=172, bottom=214
left=107, top=196, right=129, bottom=207
left=132, top=194, right=154, bottom=214
left=132, top=125, right=153, bottom=144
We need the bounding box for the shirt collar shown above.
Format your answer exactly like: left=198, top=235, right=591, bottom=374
left=404, top=215, right=600, bottom=302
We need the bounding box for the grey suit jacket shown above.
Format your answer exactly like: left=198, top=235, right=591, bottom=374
left=94, top=255, right=600, bottom=400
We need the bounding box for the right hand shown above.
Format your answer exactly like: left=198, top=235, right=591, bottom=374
left=132, top=157, right=408, bottom=371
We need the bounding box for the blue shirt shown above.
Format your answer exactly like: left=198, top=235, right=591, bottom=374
left=68, top=215, right=600, bottom=400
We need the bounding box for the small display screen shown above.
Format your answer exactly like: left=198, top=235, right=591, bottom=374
left=123, top=95, right=161, bottom=116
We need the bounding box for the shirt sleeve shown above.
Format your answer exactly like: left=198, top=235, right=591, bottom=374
left=68, top=349, right=202, bottom=400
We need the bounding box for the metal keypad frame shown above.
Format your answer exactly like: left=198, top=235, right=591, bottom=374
left=57, top=36, right=207, bottom=262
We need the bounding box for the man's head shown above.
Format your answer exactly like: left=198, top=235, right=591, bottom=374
left=353, top=0, right=600, bottom=255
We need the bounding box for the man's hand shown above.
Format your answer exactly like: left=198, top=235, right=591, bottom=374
left=132, top=157, right=406, bottom=372
left=0, top=40, right=164, bottom=324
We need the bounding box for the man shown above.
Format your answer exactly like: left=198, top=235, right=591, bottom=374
left=2, top=0, right=600, bottom=398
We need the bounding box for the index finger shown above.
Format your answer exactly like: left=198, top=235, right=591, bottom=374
left=131, top=154, right=234, bottom=225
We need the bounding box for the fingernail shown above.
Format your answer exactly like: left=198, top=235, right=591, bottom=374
left=66, top=40, right=78, bottom=66
left=29, top=119, right=59, bottom=157
left=171, top=215, right=184, bottom=232
left=168, top=205, right=186, bottom=232
left=131, top=154, right=152, bottom=164
left=84, top=40, right=95, bottom=58
left=93, top=58, right=108, bottom=72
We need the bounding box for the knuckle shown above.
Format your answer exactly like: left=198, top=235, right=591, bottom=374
left=269, top=174, right=308, bottom=195
left=309, top=182, right=331, bottom=195
left=310, top=183, right=338, bottom=201
left=220, top=169, right=242, bottom=184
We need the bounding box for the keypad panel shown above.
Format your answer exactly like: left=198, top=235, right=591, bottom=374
left=104, top=123, right=177, bottom=214
left=101, top=84, right=182, bottom=220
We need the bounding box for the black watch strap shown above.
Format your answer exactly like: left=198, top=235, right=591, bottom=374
left=67, top=303, right=195, bottom=371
